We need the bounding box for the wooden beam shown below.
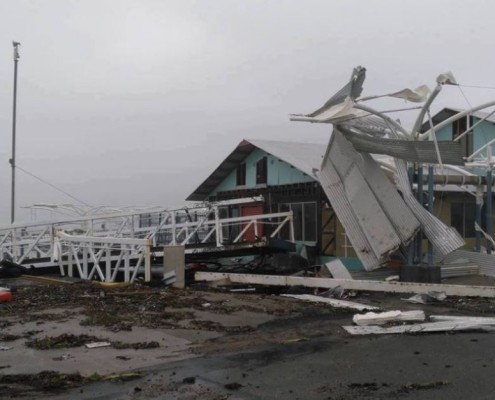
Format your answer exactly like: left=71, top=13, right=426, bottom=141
left=195, top=272, right=495, bottom=298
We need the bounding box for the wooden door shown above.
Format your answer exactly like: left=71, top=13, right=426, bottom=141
left=241, top=203, right=264, bottom=242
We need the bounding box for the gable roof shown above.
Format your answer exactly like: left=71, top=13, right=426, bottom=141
left=420, top=107, right=495, bottom=132
left=186, top=139, right=326, bottom=201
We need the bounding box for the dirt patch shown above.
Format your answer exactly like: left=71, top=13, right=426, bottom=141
left=25, top=334, right=104, bottom=350
left=0, top=370, right=143, bottom=397
left=0, top=333, right=22, bottom=341
left=401, top=380, right=449, bottom=392
left=112, top=341, right=160, bottom=350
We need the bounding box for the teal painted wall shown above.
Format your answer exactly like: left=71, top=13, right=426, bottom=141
left=434, top=118, right=495, bottom=151
left=472, top=118, right=495, bottom=153
left=435, top=125, right=452, bottom=141
left=210, top=148, right=315, bottom=196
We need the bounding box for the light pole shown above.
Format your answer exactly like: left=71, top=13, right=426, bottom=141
left=10, top=41, right=20, bottom=224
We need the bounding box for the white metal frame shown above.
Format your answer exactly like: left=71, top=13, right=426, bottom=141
left=0, top=197, right=294, bottom=283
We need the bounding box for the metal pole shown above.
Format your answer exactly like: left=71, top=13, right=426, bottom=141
left=476, top=186, right=483, bottom=252
left=10, top=42, right=20, bottom=224
left=427, top=165, right=434, bottom=265
left=487, top=168, right=493, bottom=254
left=416, top=164, right=423, bottom=263
left=407, top=165, right=414, bottom=265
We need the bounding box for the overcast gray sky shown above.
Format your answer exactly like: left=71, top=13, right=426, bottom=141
left=1, top=0, right=495, bottom=224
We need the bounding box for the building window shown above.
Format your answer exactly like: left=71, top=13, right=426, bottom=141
left=278, top=202, right=317, bottom=242
left=452, top=116, right=473, bottom=158
left=256, top=157, right=267, bottom=185
left=236, top=163, right=246, bottom=186
left=451, top=202, right=478, bottom=238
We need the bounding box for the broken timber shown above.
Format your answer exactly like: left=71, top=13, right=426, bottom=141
left=195, top=272, right=495, bottom=298
left=281, top=294, right=378, bottom=311
left=343, top=320, right=495, bottom=335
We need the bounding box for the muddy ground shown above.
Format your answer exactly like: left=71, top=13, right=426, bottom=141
left=2, top=277, right=495, bottom=399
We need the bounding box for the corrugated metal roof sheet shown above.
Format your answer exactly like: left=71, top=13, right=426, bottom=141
left=438, top=250, right=495, bottom=277
left=341, top=127, right=465, bottom=165
left=318, top=130, right=420, bottom=270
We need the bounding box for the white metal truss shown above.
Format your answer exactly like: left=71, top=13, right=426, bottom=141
left=0, top=197, right=294, bottom=283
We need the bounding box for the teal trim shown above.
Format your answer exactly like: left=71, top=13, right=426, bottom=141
left=472, top=118, right=495, bottom=154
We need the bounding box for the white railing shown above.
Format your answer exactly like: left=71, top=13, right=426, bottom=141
left=0, top=197, right=294, bottom=283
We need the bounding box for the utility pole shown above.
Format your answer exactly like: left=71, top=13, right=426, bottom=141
left=10, top=41, right=20, bottom=224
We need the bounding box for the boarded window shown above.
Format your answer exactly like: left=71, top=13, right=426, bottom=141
left=256, top=157, right=267, bottom=185
left=236, top=163, right=246, bottom=186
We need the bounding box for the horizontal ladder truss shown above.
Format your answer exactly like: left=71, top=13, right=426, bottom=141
left=0, top=197, right=294, bottom=283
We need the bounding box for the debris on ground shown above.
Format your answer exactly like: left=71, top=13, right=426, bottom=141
left=0, top=370, right=144, bottom=397
left=352, top=310, right=425, bottom=326
left=26, top=334, right=105, bottom=350
left=324, top=260, right=353, bottom=279
left=85, top=341, right=111, bottom=349
left=401, top=380, right=449, bottom=392
left=111, top=341, right=160, bottom=350
left=342, top=319, right=495, bottom=335
left=319, top=285, right=346, bottom=299
left=0, top=287, right=13, bottom=303
left=182, top=376, right=196, bottom=384
left=224, top=382, right=243, bottom=390
left=402, top=291, right=447, bottom=304
left=282, top=293, right=379, bottom=311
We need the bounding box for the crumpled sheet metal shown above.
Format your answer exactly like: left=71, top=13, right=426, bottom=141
left=317, top=160, right=383, bottom=270
left=318, top=131, right=420, bottom=270
left=290, top=67, right=367, bottom=124
left=340, top=127, right=464, bottom=165
left=393, top=157, right=465, bottom=256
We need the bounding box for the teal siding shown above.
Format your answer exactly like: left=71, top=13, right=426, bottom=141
left=472, top=118, right=495, bottom=153
left=435, top=125, right=452, bottom=141
left=210, top=148, right=315, bottom=196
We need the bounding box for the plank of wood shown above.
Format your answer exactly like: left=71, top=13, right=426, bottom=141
left=195, top=272, right=495, bottom=298
left=342, top=321, right=495, bottom=335
left=281, top=294, right=378, bottom=311
left=352, top=310, right=425, bottom=326
left=430, top=315, right=495, bottom=323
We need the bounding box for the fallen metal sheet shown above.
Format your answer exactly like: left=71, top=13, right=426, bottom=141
left=430, top=315, right=495, bottom=323
left=441, top=263, right=480, bottom=278
left=439, top=250, right=495, bottom=277
left=341, top=127, right=464, bottom=165
left=281, top=294, right=378, bottom=311
left=195, top=272, right=495, bottom=298
left=324, top=260, right=353, bottom=280
left=342, top=321, right=495, bottom=335
left=360, top=152, right=419, bottom=243
left=318, top=148, right=382, bottom=269
left=352, top=310, right=425, bottom=326
left=318, top=131, right=419, bottom=270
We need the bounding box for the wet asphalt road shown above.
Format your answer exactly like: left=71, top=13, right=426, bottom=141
left=44, top=330, right=495, bottom=400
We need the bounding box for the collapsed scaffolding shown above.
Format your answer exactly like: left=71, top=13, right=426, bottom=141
left=291, top=66, right=495, bottom=271
left=0, top=196, right=294, bottom=282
